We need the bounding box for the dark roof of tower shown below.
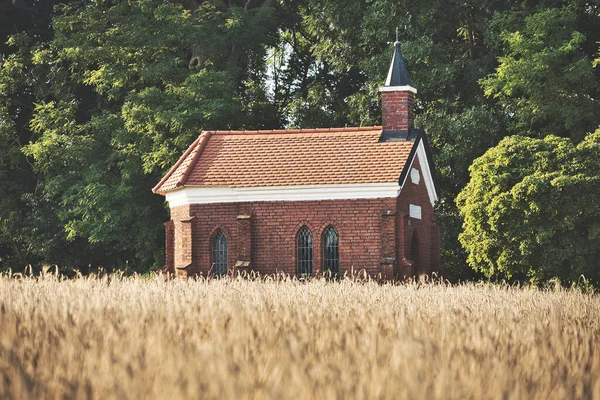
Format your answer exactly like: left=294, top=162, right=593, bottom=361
left=384, top=41, right=411, bottom=86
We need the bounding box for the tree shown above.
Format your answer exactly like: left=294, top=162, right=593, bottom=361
left=481, top=6, right=600, bottom=142
left=0, top=0, right=280, bottom=272
left=287, top=0, right=600, bottom=282
left=457, top=128, right=600, bottom=285
left=0, top=0, right=67, bottom=268
left=2, top=0, right=599, bottom=276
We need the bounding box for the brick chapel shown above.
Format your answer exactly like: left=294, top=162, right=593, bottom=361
left=153, top=41, right=441, bottom=279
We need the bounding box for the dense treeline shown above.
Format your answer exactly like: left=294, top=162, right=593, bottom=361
left=0, top=0, right=599, bottom=282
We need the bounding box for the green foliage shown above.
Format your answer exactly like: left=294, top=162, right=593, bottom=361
left=292, top=0, right=518, bottom=280
left=457, top=128, right=600, bottom=285
left=420, top=105, right=508, bottom=281
left=296, top=0, right=599, bottom=281
left=481, top=6, right=600, bottom=141
left=1, top=0, right=599, bottom=279
left=0, top=0, right=279, bottom=272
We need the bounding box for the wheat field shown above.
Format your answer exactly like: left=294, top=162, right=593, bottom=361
left=0, top=273, right=598, bottom=399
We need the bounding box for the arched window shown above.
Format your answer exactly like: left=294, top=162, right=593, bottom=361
left=212, top=230, right=228, bottom=276
left=409, top=231, right=420, bottom=276
left=296, top=226, right=313, bottom=278
left=322, top=226, right=339, bottom=277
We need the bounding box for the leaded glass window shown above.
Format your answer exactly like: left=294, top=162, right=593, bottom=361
left=296, top=226, right=313, bottom=278
left=212, top=231, right=228, bottom=276
left=322, top=227, right=339, bottom=277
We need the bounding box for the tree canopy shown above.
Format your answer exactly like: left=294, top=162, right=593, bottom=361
left=0, top=0, right=599, bottom=280
left=458, top=129, right=600, bottom=285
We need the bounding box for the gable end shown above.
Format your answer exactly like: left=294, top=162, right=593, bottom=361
left=398, top=131, right=439, bottom=206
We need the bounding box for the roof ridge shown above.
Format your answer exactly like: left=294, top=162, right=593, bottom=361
left=207, top=126, right=383, bottom=135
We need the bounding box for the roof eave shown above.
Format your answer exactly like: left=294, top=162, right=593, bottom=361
left=152, top=131, right=212, bottom=195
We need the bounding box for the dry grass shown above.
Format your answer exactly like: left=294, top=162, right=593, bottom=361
left=0, top=274, right=599, bottom=399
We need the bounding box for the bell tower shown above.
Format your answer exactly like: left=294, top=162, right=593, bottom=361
left=379, top=41, right=417, bottom=131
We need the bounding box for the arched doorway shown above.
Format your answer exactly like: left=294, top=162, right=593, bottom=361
left=409, top=230, right=420, bottom=277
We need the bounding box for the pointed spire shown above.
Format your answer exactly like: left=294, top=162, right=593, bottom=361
left=384, top=41, right=411, bottom=87
left=379, top=37, right=417, bottom=131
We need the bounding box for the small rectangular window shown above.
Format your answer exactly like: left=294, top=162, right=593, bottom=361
left=409, top=204, right=422, bottom=219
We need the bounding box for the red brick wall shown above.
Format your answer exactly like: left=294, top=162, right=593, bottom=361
left=165, top=168, right=440, bottom=279
left=395, top=154, right=441, bottom=278
left=169, top=198, right=398, bottom=278
left=381, top=91, right=415, bottom=130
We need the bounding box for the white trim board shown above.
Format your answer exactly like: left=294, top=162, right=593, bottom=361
left=399, top=140, right=438, bottom=207
left=379, top=85, right=417, bottom=94
left=166, top=182, right=402, bottom=207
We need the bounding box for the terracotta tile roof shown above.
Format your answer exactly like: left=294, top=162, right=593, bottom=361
left=153, top=126, right=416, bottom=194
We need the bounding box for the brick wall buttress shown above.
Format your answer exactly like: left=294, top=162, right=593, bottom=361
left=168, top=205, right=194, bottom=278
left=380, top=209, right=396, bottom=280
left=163, top=220, right=174, bottom=274
left=178, top=216, right=195, bottom=277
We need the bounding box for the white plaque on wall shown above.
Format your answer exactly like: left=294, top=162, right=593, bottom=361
left=409, top=204, right=422, bottom=220
left=411, top=168, right=420, bottom=184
